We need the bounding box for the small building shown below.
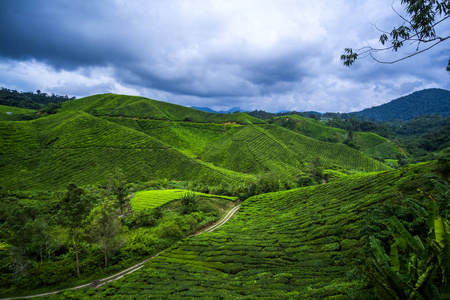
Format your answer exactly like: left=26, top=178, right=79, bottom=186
left=6, top=112, right=12, bottom=115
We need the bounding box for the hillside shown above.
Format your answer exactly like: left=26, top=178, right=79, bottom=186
left=0, top=111, right=251, bottom=190
left=58, top=161, right=438, bottom=299
left=269, top=115, right=407, bottom=159
left=352, top=88, right=450, bottom=121
left=0, top=105, right=36, bottom=121
left=60, top=93, right=264, bottom=125
left=104, top=116, right=390, bottom=174
left=0, top=94, right=392, bottom=190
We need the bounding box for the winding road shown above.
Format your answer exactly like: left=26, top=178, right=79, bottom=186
left=1, top=204, right=241, bottom=300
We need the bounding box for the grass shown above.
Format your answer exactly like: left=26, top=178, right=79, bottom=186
left=130, top=189, right=238, bottom=211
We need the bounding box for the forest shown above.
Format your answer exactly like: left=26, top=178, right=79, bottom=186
left=0, top=88, right=449, bottom=299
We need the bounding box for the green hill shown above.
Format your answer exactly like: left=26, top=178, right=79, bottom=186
left=270, top=114, right=407, bottom=159
left=60, top=93, right=265, bottom=125
left=104, top=116, right=390, bottom=174
left=61, top=161, right=437, bottom=299
left=0, top=94, right=393, bottom=191
left=0, top=111, right=251, bottom=190
left=352, top=88, right=450, bottom=121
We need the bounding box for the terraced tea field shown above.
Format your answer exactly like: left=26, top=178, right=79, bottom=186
left=130, top=189, right=238, bottom=211
left=60, top=93, right=265, bottom=125
left=60, top=163, right=433, bottom=299
left=0, top=111, right=251, bottom=190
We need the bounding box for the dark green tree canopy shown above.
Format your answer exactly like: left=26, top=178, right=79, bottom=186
left=341, top=0, right=450, bottom=69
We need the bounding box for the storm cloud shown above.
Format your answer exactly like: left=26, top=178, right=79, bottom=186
left=1, top=0, right=449, bottom=112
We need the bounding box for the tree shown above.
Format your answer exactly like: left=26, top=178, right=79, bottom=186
left=106, top=167, right=129, bottom=214
left=88, top=199, right=124, bottom=268
left=56, top=182, right=95, bottom=276
left=0, top=197, right=40, bottom=276
left=341, top=0, right=450, bottom=70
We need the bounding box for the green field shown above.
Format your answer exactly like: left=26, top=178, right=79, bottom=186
left=130, top=189, right=238, bottom=211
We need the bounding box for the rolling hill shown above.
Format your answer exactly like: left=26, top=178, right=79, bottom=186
left=0, top=111, right=251, bottom=190
left=60, top=93, right=264, bottom=125
left=0, top=94, right=391, bottom=190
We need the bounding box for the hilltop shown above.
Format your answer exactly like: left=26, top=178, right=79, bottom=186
left=60, top=94, right=264, bottom=125
left=352, top=88, right=450, bottom=121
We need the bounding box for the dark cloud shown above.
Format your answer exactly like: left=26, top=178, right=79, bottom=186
left=0, top=0, right=449, bottom=112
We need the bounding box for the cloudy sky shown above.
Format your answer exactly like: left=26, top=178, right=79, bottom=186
left=1, top=0, right=449, bottom=112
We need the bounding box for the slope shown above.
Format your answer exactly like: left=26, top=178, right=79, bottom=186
left=352, top=88, right=450, bottom=121
left=0, top=111, right=251, bottom=190
left=270, top=114, right=407, bottom=159
left=60, top=93, right=265, bottom=125
left=0, top=105, right=36, bottom=121
left=104, top=117, right=391, bottom=174
left=63, top=162, right=437, bottom=299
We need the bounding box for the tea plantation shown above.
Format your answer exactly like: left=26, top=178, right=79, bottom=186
left=0, top=111, right=250, bottom=190
left=48, top=162, right=438, bottom=299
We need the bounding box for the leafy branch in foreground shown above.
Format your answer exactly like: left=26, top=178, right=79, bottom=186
left=358, top=186, right=450, bottom=299
left=341, top=0, right=450, bottom=70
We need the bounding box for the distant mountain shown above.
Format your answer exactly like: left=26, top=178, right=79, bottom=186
left=191, top=106, right=241, bottom=114
left=352, top=88, right=450, bottom=121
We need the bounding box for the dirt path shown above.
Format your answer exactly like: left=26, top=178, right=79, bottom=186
left=1, top=204, right=241, bottom=300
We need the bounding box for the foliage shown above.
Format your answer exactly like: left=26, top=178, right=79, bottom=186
left=52, top=162, right=440, bottom=299
left=341, top=1, right=450, bottom=69
left=0, top=87, right=75, bottom=109
left=352, top=89, right=450, bottom=122
left=88, top=199, right=124, bottom=268
left=56, top=183, right=96, bottom=276
left=358, top=189, right=450, bottom=299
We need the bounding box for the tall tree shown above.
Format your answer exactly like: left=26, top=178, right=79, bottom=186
left=341, top=0, right=450, bottom=70
left=88, top=199, right=124, bottom=268
left=0, top=197, right=40, bottom=276
left=106, top=167, right=129, bottom=214
left=56, top=183, right=95, bottom=276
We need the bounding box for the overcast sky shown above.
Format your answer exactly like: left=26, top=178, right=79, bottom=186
left=1, top=0, right=449, bottom=112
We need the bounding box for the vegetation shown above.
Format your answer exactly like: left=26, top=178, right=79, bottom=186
left=0, top=180, right=236, bottom=298
left=60, top=93, right=265, bottom=125
left=0, top=87, right=75, bottom=109
left=0, top=91, right=448, bottom=298
left=130, top=189, right=237, bottom=212
left=268, top=114, right=406, bottom=160
left=46, top=160, right=447, bottom=299
left=341, top=1, right=450, bottom=69
left=351, top=89, right=450, bottom=122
